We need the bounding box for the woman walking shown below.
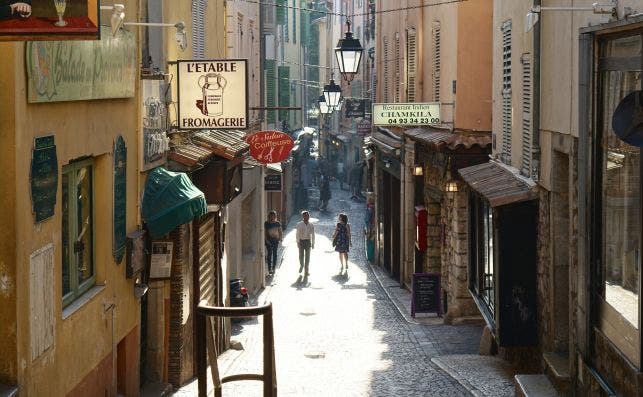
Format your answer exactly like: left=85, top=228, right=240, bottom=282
left=264, top=210, right=282, bottom=275
left=332, top=213, right=351, bottom=274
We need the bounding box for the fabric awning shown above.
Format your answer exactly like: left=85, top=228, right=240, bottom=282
left=141, top=167, right=207, bottom=238
left=458, top=161, right=537, bottom=207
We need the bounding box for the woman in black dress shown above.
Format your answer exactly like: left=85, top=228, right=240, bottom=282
left=332, top=213, right=351, bottom=274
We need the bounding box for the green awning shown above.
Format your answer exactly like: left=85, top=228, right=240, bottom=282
left=141, top=167, right=207, bottom=238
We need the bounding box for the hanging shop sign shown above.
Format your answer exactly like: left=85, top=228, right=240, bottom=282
left=246, top=130, right=295, bottom=164
left=264, top=174, right=282, bottom=192
left=177, top=59, right=248, bottom=130
left=113, top=135, right=127, bottom=264
left=372, top=103, right=440, bottom=126
left=141, top=79, right=169, bottom=171
left=357, top=118, right=372, bottom=135
left=26, top=26, right=136, bottom=103
left=0, top=0, right=99, bottom=41
left=345, top=98, right=366, bottom=118
left=30, top=135, right=58, bottom=223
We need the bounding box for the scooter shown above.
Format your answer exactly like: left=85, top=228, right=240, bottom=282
left=229, top=278, right=249, bottom=307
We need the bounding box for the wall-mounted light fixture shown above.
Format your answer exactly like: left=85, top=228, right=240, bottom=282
left=412, top=165, right=424, bottom=176
left=525, top=1, right=616, bottom=32
left=445, top=180, right=458, bottom=192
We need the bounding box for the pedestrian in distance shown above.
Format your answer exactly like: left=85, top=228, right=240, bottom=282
left=264, top=210, right=282, bottom=275
left=319, top=173, right=331, bottom=211
left=295, top=210, right=315, bottom=277
left=331, top=213, right=352, bottom=275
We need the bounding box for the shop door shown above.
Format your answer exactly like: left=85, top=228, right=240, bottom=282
left=391, top=176, right=401, bottom=281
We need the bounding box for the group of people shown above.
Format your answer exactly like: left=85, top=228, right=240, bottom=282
left=264, top=209, right=352, bottom=277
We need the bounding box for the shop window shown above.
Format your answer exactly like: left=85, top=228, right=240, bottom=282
left=469, top=194, right=495, bottom=319
left=594, top=32, right=642, bottom=366
left=62, top=158, right=95, bottom=307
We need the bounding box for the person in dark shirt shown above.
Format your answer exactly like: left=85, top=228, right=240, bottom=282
left=0, top=1, right=31, bottom=20
left=264, top=210, right=282, bottom=275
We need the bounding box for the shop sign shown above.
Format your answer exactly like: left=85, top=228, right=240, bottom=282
left=141, top=79, right=168, bottom=171
left=264, top=174, right=282, bottom=192
left=345, top=99, right=366, bottom=118
left=357, top=119, right=372, bottom=135
left=30, top=135, right=58, bottom=223
left=113, top=135, right=127, bottom=264
left=411, top=273, right=441, bottom=317
left=372, top=103, right=440, bottom=126
left=177, top=59, right=248, bottom=130
left=0, top=0, right=99, bottom=41
left=246, top=130, right=294, bottom=164
left=26, top=26, right=136, bottom=103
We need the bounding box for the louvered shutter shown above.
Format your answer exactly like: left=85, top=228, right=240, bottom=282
left=406, top=29, right=417, bottom=102
left=308, top=24, right=320, bottom=83
left=265, top=60, right=277, bottom=124
left=278, top=66, right=290, bottom=121
left=300, top=0, right=309, bottom=43
left=383, top=38, right=389, bottom=102
left=501, top=20, right=512, bottom=164
left=433, top=22, right=441, bottom=102
left=395, top=33, right=401, bottom=102
left=371, top=66, right=377, bottom=104
left=292, top=0, right=297, bottom=44
left=276, top=0, right=286, bottom=25
left=192, top=0, right=207, bottom=59
left=521, top=53, right=532, bottom=177
left=263, top=2, right=275, bottom=34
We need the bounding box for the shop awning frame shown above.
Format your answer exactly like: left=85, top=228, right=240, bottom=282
left=458, top=161, right=537, bottom=207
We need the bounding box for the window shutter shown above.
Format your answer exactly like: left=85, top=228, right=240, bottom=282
left=262, top=2, right=275, bottom=34
left=278, top=66, right=290, bottom=121
left=292, top=0, right=297, bottom=44
left=276, top=0, right=286, bottom=25
left=433, top=22, right=441, bottom=102
left=265, top=60, right=277, bottom=124
left=501, top=20, right=512, bottom=165
left=521, top=53, right=532, bottom=177
left=371, top=66, right=377, bottom=105
left=395, top=33, right=401, bottom=102
left=192, top=0, right=207, bottom=59
left=383, top=37, right=389, bottom=102
left=406, top=29, right=417, bottom=102
left=300, top=0, right=309, bottom=43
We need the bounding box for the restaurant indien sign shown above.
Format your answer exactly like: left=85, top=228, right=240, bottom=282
left=246, top=131, right=294, bottom=164
left=372, top=103, right=441, bottom=126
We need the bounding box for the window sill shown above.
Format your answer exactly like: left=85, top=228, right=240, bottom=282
left=62, top=285, right=105, bottom=320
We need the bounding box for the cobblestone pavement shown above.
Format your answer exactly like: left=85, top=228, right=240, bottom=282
left=174, top=183, right=486, bottom=396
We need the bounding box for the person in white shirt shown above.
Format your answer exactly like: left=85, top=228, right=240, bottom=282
left=295, top=210, right=315, bottom=276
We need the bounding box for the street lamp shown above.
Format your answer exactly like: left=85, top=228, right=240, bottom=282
left=335, top=20, right=364, bottom=84
left=323, top=77, right=342, bottom=110
left=318, top=95, right=332, bottom=115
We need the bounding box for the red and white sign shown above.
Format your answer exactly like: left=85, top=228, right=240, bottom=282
left=246, top=131, right=295, bottom=164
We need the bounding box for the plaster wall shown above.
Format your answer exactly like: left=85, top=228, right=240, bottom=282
left=0, top=7, right=143, bottom=394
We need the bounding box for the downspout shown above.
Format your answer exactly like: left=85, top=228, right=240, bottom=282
left=532, top=0, right=541, bottom=181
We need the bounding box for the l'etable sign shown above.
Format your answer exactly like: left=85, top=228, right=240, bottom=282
left=177, top=60, right=248, bottom=130
left=372, top=103, right=441, bottom=126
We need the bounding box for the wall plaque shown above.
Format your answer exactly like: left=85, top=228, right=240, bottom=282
left=113, top=135, right=127, bottom=264
left=31, top=135, right=58, bottom=223
left=264, top=174, right=282, bottom=192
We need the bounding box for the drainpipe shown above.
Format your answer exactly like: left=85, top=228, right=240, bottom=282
left=532, top=0, right=541, bottom=181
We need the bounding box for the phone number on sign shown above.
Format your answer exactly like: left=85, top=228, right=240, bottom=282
left=387, top=117, right=440, bottom=124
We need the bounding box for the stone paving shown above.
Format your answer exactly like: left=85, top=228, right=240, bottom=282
left=172, top=183, right=502, bottom=396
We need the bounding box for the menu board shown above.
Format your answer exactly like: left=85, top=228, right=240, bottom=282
left=411, top=273, right=441, bottom=317
left=31, top=135, right=58, bottom=223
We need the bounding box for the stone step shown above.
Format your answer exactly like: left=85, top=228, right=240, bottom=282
left=515, top=374, right=561, bottom=397
left=543, top=351, right=571, bottom=394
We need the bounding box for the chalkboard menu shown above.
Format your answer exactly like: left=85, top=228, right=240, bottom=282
left=113, top=136, right=127, bottom=264
left=31, top=136, right=58, bottom=223
left=265, top=174, right=282, bottom=192
left=411, top=273, right=441, bottom=317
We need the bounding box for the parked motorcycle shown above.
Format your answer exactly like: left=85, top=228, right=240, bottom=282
left=229, top=278, right=249, bottom=307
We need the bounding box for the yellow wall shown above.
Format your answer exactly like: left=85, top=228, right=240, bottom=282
left=0, top=0, right=144, bottom=393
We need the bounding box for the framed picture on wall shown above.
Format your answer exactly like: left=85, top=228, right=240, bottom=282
left=149, top=241, right=173, bottom=279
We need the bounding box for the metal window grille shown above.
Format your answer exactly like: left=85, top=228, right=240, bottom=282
left=433, top=22, right=441, bottom=102
left=395, top=33, right=401, bottom=102
left=521, top=53, right=532, bottom=177
left=192, top=0, right=207, bottom=59
left=406, top=29, right=417, bottom=102
left=501, top=20, right=512, bottom=164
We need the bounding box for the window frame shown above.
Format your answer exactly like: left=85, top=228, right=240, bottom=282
left=62, top=157, right=95, bottom=308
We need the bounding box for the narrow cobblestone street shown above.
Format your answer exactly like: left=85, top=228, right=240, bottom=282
left=176, top=184, right=491, bottom=396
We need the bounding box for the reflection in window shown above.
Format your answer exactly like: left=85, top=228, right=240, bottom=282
left=483, top=204, right=494, bottom=312
left=601, top=35, right=641, bottom=329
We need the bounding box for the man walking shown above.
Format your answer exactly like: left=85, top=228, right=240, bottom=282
left=296, top=210, right=315, bottom=276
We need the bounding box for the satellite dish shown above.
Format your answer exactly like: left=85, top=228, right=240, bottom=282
left=612, top=90, right=643, bottom=147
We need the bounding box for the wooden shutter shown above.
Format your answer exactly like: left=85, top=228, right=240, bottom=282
left=192, top=0, right=207, bottom=59
left=278, top=66, right=290, bottom=121
left=276, top=0, right=286, bottom=25
left=521, top=53, right=532, bottom=177
left=501, top=20, right=512, bottom=164
left=395, top=33, right=401, bottom=102
left=292, top=0, right=297, bottom=44
left=383, top=37, right=389, bottom=102
left=433, top=22, right=441, bottom=102
left=265, top=59, right=276, bottom=124
left=406, top=29, right=417, bottom=102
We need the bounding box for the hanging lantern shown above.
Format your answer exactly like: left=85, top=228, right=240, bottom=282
left=318, top=94, right=332, bottom=114
left=323, top=78, right=342, bottom=110
left=335, top=20, right=364, bottom=84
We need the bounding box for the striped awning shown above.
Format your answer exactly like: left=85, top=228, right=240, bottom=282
left=458, top=161, right=537, bottom=207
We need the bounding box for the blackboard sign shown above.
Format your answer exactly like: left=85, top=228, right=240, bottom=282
left=411, top=273, right=441, bottom=317
left=31, top=136, right=58, bottom=223
left=265, top=174, right=282, bottom=192
left=113, top=136, right=127, bottom=264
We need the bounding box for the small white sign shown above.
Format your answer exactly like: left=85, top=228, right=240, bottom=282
left=150, top=241, right=173, bottom=279
left=372, top=103, right=441, bottom=126
left=177, top=59, right=248, bottom=130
